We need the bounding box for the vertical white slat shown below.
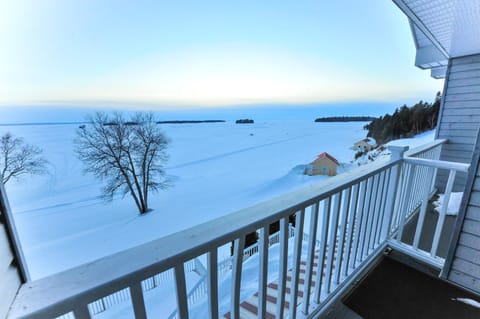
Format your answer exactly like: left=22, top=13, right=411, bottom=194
left=413, top=166, right=435, bottom=249
left=324, top=192, right=341, bottom=294
left=370, top=171, right=386, bottom=250
left=231, top=236, right=245, bottom=319
left=258, top=226, right=269, bottom=319
left=390, top=166, right=406, bottom=232
left=350, top=180, right=367, bottom=269
left=374, top=169, right=390, bottom=245
left=357, top=177, right=373, bottom=262
left=431, top=169, right=456, bottom=257
left=362, top=174, right=379, bottom=258
left=288, top=209, right=305, bottom=319
left=343, top=183, right=359, bottom=277
left=396, top=164, right=416, bottom=242
left=430, top=147, right=441, bottom=193
left=207, top=249, right=219, bottom=319
left=276, top=217, right=289, bottom=318
left=313, top=198, right=330, bottom=304
left=130, top=282, right=147, bottom=319
left=174, top=263, right=189, bottom=319
left=334, top=187, right=351, bottom=285
left=73, top=305, right=92, bottom=319
left=302, top=203, right=319, bottom=315
left=381, top=164, right=401, bottom=241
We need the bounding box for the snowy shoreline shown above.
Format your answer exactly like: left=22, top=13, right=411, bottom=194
left=2, top=120, right=435, bottom=279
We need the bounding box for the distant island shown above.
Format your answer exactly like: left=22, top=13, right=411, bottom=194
left=236, top=119, right=254, bottom=124
left=314, top=116, right=377, bottom=122
left=156, top=120, right=226, bottom=124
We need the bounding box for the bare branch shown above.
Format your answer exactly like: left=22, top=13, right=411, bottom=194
left=0, top=133, right=48, bottom=184
left=74, top=111, right=170, bottom=214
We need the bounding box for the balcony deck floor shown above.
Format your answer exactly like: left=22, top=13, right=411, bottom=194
left=400, top=202, right=456, bottom=259
left=344, top=258, right=480, bottom=319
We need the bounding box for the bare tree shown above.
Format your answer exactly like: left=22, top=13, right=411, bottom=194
left=75, top=112, right=170, bottom=214
left=0, top=133, right=48, bottom=184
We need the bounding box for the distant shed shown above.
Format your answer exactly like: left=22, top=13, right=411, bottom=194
left=352, top=138, right=376, bottom=152
left=305, top=152, right=339, bottom=176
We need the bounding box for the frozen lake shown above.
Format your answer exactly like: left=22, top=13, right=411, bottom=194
left=1, top=119, right=430, bottom=279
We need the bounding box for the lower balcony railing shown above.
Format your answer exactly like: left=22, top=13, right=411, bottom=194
left=7, top=139, right=469, bottom=319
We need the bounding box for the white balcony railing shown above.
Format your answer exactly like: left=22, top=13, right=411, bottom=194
left=7, top=139, right=468, bottom=319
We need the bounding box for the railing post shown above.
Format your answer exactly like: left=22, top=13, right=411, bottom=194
left=381, top=146, right=408, bottom=240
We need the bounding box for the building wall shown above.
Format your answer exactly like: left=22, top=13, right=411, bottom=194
left=311, top=158, right=338, bottom=176
left=436, top=54, right=480, bottom=191
left=0, top=187, right=22, bottom=318
left=353, top=141, right=373, bottom=152
left=444, top=132, right=480, bottom=294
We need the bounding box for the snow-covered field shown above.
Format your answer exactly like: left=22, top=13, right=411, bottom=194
left=1, top=119, right=434, bottom=280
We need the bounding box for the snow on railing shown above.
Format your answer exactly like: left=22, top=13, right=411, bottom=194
left=10, top=139, right=463, bottom=319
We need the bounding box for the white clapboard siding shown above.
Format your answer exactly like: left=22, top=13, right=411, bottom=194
left=444, top=133, right=480, bottom=294
left=0, top=189, right=23, bottom=319
left=436, top=54, right=480, bottom=191
left=0, top=264, right=22, bottom=319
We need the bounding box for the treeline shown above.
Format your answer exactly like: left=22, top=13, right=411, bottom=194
left=364, top=92, right=441, bottom=144
left=157, top=120, right=225, bottom=124
left=315, top=116, right=376, bottom=122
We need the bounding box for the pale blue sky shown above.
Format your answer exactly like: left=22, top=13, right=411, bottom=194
left=0, top=0, right=443, bottom=108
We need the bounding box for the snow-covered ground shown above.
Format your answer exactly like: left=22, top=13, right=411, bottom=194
left=433, top=192, right=464, bottom=215
left=1, top=120, right=435, bottom=279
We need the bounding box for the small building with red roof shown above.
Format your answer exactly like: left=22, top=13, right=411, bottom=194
left=304, top=152, right=339, bottom=176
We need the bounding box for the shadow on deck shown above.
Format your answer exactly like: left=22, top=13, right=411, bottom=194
left=344, top=258, right=480, bottom=319
left=344, top=205, right=480, bottom=319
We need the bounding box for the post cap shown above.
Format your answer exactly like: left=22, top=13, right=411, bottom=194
left=388, top=145, right=409, bottom=161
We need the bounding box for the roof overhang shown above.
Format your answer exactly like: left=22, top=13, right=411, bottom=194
left=393, top=0, right=480, bottom=79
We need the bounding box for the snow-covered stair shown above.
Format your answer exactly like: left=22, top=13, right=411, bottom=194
left=222, top=253, right=320, bottom=319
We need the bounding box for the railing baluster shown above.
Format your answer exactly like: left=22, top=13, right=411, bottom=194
left=391, top=167, right=405, bottom=232
left=431, top=169, right=456, bottom=257
left=375, top=168, right=391, bottom=245
left=302, top=203, right=319, bottom=315
left=313, top=198, right=330, bottom=304
left=382, top=163, right=402, bottom=240
left=289, top=209, right=305, bottom=319
left=258, top=226, right=269, bottom=319
left=413, top=166, right=435, bottom=249
left=334, top=187, right=351, bottom=285
left=343, top=183, right=359, bottom=277
left=207, top=249, right=219, bottom=319
left=276, top=217, right=289, bottom=318
left=130, top=282, right=147, bottom=319
left=174, top=263, right=189, bottom=319
left=362, top=175, right=379, bottom=258
left=370, top=171, right=386, bottom=250
left=396, top=164, right=416, bottom=242
left=351, top=180, right=366, bottom=268
left=357, top=177, right=373, bottom=262
left=325, top=192, right=341, bottom=293
left=231, top=236, right=245, bottom=319
left=73, top=305, right=91, bottom=319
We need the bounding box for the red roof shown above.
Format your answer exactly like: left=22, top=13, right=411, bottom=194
left=316, top=152, right=339, bottom=165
